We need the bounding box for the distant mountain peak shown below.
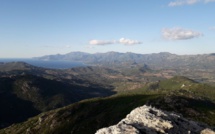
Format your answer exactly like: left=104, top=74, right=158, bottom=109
left=66, top=51, right=90, bottom=55
left=158, top=52, right=173, bottom=55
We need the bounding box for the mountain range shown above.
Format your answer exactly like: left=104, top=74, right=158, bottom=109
left=35, top=51, right=215, bottom=70
left=35, top=51, right=215, bottom=85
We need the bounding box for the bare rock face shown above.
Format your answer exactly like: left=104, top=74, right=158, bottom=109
left=95, top=105, right=215, bottom=134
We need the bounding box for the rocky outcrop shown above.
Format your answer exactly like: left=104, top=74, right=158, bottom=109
left=95, top=105, right=215, bottom=134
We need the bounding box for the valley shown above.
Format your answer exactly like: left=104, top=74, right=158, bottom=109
left=0, top=52, right=215, bottom=134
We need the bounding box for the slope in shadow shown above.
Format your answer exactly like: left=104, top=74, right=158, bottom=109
left=0, top=75, right=116, bottom=129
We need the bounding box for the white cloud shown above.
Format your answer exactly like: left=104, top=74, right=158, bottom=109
left=168, top=0, right=199, bottom=6
left=89, top=38, right=142, bottom=46
left=119, top=38, right=142, bottom=45
left=89, top=40, right=116, bottom=45
left=168, top=0, right=215, bottom=6
left=162, top=27, right=203, bottom=40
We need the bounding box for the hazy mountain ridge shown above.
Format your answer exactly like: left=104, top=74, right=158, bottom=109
left=35, top=51, right=215, bottom=69
left=35, top=51, right=215, bottom=84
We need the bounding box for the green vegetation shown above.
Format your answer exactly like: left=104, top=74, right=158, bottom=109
left=0, top=74, right=115, bottom=129
left=0, top=62, right=215, bottom=134
left=137, top=76, right=215, bottom=102
left=1, top=76, right=215, bottom=134
left=0, top=94, right=160, bottom=134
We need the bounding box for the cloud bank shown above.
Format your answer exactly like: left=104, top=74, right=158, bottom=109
left=89, top=38, right=142, bottom=46
left=162, top=27, right=203, bottom=40
left=168, top=0, right=215, bottom=6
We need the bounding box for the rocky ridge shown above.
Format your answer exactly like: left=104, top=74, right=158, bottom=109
left=96, top=105, right=215, bottom=134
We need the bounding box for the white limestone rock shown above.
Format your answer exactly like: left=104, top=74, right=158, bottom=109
left=95, top=105, right=214, bottom=134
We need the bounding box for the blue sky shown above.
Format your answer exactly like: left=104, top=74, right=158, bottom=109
left=0, top=0, right=215, bottom=58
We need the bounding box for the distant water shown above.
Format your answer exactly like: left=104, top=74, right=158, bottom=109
left=0, top=59, right=86, bottom=69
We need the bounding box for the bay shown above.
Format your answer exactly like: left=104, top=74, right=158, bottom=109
left=0, top=59, right=85, bottom=69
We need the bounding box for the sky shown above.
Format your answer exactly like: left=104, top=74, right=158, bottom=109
left=0, top=0, right=215, bottom=58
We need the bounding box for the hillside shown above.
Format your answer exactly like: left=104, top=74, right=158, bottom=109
left=1, top=76, right=214, bottom=134
left=0, top=62, right=152, bottom=92
left=142, top=76, right=215, bottom=101
left=0, top=94, right=160, bottom=134
left=0, top=62, right=34, bottom=71
left=0, top=74, right=115, bottom=129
